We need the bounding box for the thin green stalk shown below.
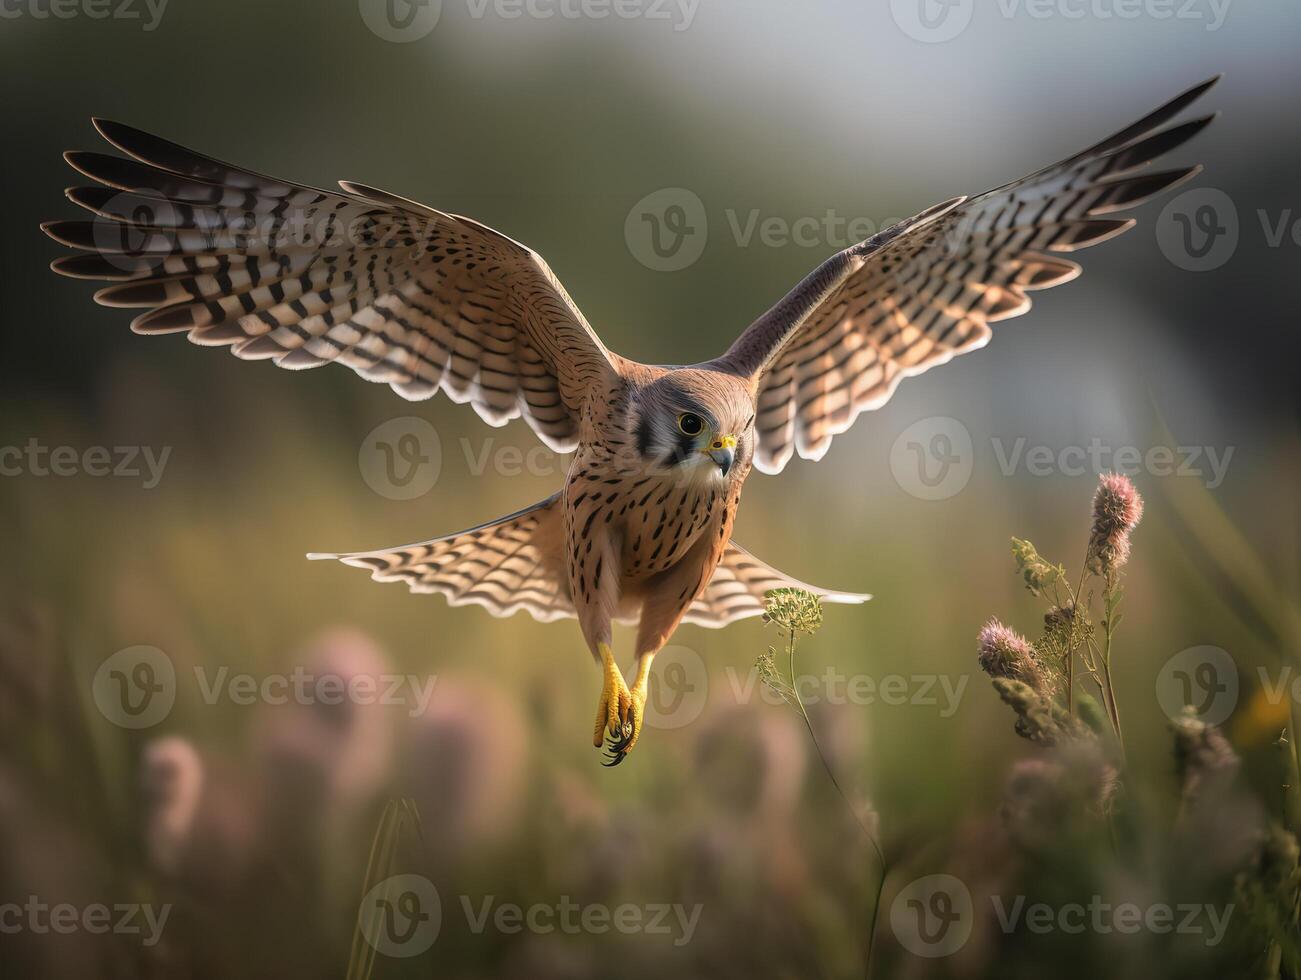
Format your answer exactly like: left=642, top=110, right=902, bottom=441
left=784, top=625, right=887, bottom=979
left=1099, top=583, right=1126, bottom=763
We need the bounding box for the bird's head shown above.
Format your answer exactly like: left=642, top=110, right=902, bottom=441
left=630, top=369, right=754, bottom=483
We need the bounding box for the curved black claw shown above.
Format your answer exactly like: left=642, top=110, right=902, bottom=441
left=601, top=720, right=634, bottom=767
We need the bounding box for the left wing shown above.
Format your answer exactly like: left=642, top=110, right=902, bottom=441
left=308, top=494, right=574, bottom=623
left=682, top=541, right=869, bottom=629
left=715, top=76, right=1220, bottom=474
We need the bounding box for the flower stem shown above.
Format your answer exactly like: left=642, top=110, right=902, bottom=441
left=785, top=626, right=887, bottom=978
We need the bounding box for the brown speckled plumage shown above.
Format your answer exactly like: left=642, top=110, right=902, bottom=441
left=43, top=77, right=1218, bottom=762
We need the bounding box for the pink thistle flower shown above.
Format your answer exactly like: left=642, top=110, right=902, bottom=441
left=978, top=618, right=1051, bottom=692
left=1087, top=473, right=1144, bottom=576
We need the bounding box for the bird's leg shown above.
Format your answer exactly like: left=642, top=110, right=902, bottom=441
left=602, top=649, right=656, bottom=766
left=592, top=641, right=632, bottom=749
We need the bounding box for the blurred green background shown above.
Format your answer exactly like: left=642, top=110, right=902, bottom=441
left=1, top=1, right=1299, bottom=977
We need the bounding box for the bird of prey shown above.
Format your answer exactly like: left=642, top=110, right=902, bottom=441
left=44, top=77, right=1218, bottom=764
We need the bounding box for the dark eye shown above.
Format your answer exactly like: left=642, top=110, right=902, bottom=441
left=677, top=413, right=704, bottom=436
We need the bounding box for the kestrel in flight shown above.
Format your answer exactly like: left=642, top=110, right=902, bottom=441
left=44, top=77, right=1218, bottom=764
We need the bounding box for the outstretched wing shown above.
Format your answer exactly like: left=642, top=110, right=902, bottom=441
left=308, top=495, right=574, bottom=623
left=682, top=540, right=869, bottom=629
left=717, top=76, right=1220, bottom=474
left=44, top=121, right=621, bottom=452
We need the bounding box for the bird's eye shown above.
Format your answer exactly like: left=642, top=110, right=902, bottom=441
left=677, top=413, right=704, bottom=436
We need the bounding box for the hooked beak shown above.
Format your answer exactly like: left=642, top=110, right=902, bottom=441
left=705, top=434, right=737, bottom=476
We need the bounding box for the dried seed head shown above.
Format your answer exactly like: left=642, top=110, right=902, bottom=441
left=1086, top=473, right=1144, bottom=576
left=1044, top=601, right=1076, bottom=631
left=1011, top=537, right=1062, bottom=596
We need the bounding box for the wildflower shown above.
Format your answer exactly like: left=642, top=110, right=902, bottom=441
left=141, top=736, right=204, bottom=876
left=1250, top=823, right=1301, bottom=896
left=1086, top=473, right=1144, bottom=576
left=762, top=588, right=823, bottom=635
left=1011, top=537, right=1063, bottom=596
left=978, top=618, right=1052, bottom=693
left=1001, top=742, right=1118, bottom=850
left=1171, top=706, right=1239, bottom=806
left=990, top=678, right=1082, bottom=745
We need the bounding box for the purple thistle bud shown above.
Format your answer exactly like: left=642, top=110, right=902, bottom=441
left=1087, top=473, right=1144, bottom=576
left=978, top=618, right=1050, bottom=692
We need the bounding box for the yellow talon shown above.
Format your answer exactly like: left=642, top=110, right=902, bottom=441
left=599, top=651, right=653, bottom=767
left=593, top=642, right=631, bottom=748
left=619, top=657, right=652, bottom=755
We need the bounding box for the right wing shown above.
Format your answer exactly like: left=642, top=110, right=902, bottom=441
left=43, top=121, right=622, bottom=452
left=683, top=540, right=870, bottom=629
